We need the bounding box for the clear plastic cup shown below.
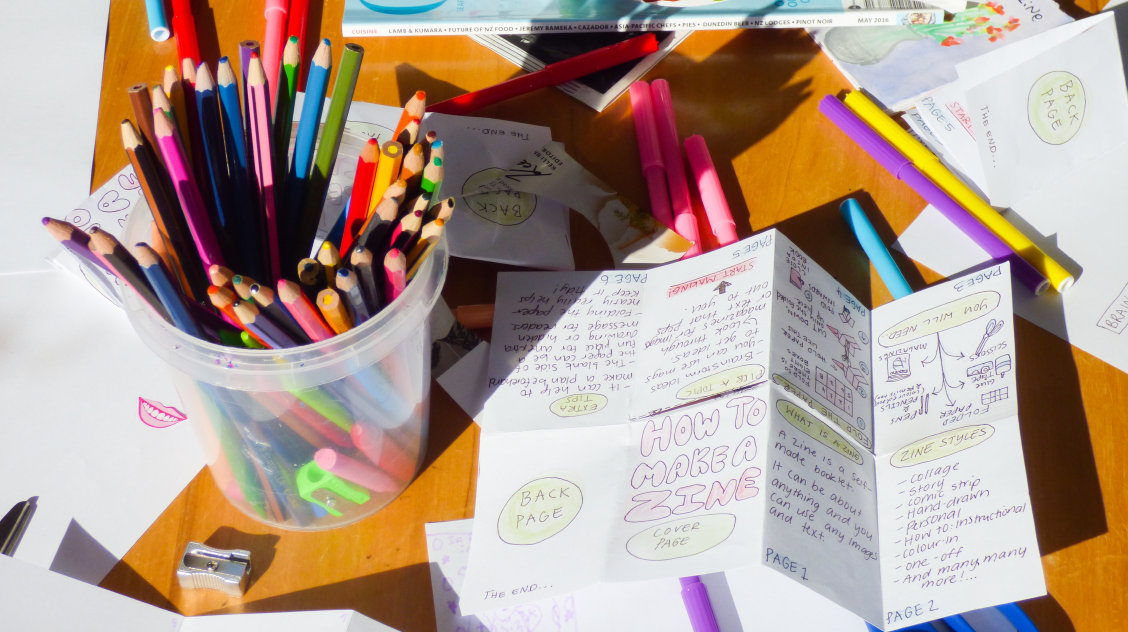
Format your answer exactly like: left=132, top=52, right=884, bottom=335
left=120, top=127, right=448, bottom=530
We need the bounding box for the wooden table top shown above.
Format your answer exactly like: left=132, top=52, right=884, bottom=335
left=95, top=1, right=1124, bottom=630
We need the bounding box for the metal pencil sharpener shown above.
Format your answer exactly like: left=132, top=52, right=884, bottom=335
left=177, top=542, right=252, bottom=597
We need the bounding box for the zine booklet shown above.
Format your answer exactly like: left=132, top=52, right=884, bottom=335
left=461, top=229, right=1043, bottom=629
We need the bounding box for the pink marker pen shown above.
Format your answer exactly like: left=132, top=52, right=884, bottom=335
left=629, top=82, right=674, bottom=231
left=650, top=79, right=702, bottom=257
left=684, top=135, right=739, bottom=246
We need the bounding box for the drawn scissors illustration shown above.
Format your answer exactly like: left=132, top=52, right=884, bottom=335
left=975, top=319, right=1004, bottom=356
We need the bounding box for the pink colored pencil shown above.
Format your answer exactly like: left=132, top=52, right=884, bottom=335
left=153, top=109, right=226, bottom=269
left=384, top=248, right=406, bottom=302
left=350, top=423, right=416, bottom=482
left=263, top=0, right=288, bottom=107
left=247, top=54, right=281, bottom=283
left=314, top=448, right=399, bottom=493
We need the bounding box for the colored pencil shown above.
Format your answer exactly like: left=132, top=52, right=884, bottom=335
left=379, top=178, right=408, bottom=211
left=41, top=218, right=114, bottom=276
left=88, top=228, right=173, bottom=323
left=274, top=36, right=300, bottom=177
left=122, top=120, right=207, bottom=299
left=151, top=86, right=176, bottom=134
left=395, top=117, right=420, bottom=148
left=250, top=282, right=311, bottom=345
left=356, top=197, right=399, bottom=254
left=293, top=43, right=364, bottom=266
left=350, top=246, right=382, bottom=311
left=278, top=279, right=335, bottom=341
left=429, top=139, right=444, bottom=167
left=341, top=139, right=379, bottom=254
left=421, top=130, right=437, bottom=164
left=154, top=109, right=226, bottom=269
left=135, top=243, right=201, bottom=337
left=284, top=38, right=331, bottom=265
left=169, top=0, right=200, bottom=68
left=127, top=84, right=161, bottom=165
left=234, top=299, right=300, bottom=348
left=163, top=66, right=193, bottom=164
left=209, top=285, right=263, bottom=343
left=383, top=249, right=407, bottom=302
left=431, top=197, right=455, bottom=222
left=316, top=241, right=340, bottom=290
left=349, top=423, right=415, bottom=482
left=336, top=268, right=370, bottom=324
left=150, top=220, right=172, bottom=271
left=371, top=141, right=403, bottom=207
left=263, top=0, right=289, bottom=101
left=389, top=209, right=423, bottom=253
left=194, top=63, right=247, bottom=275
left=315, top=448, right=397, bottom=493
left=298, top=258, right=324, bottom=300
left=393, top=91, right=426, bottom=141
left=180, top=58, right=213, bottom=210
left=209, top=264, right=235, bottom=288
left=241, top=331, right=267, bottom=349
left=317, top=288, right=353, bottom=334
left=399, top=143, right=425, bottom=190
left=248, top=54, right=282, bottom=284
left=420, top=156, right=443, bottom=199
left=406, top=218, right=444, bottom=275
left=232, top=274, right=257, bottom=301
left=406, top=233, right=441, bottom=282
left=286, top=0, right=311, bottom=89
left=216, top=58, right=264, bottom=277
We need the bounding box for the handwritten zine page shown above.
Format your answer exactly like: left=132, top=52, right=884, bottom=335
left=482, top=271, right=647, bottom=431
left=461, top=233, right=1043, bottom=629
left=871, top=263, right=1043, bottom=628
left=959, top=13, right=1128, bottom=208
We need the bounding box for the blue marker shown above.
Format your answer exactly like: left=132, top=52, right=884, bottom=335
left=840, top=198, right=913, bottom=300
left=145, top=0, right=170, bottom=41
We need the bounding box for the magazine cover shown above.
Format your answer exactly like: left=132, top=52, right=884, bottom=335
left=809, top=0, right=1071, bottom=110
left=344, top=0, right=944, bottom=37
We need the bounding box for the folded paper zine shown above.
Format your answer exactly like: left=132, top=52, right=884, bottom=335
left=463, top=230, right=1043, bottom=630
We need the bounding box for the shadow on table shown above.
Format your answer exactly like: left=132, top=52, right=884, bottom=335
left=204, top=527, right=281, bottom=592
left=207, top=562, right=436, bottom=632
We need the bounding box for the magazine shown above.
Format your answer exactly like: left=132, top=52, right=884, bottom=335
left=344, top=0, right=945, bottom=37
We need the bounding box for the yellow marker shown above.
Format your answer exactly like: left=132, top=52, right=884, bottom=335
left=843, top=91, right=1074, bottom=293
left=368, top=140, right=404, bottom=216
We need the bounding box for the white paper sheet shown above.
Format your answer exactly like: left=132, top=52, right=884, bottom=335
left=913, top=84, right=990, bottom=197
left=0, top=553, right=397, bottom=631
left=292, top=96, right=574, bottom=271
left=959, top=14, right=1128, bottom=207
left=462, top=233, right=1043, bottom=629
left=0, top=1, right=108, bottom=275
left=0, top=270, right=204, bottom=584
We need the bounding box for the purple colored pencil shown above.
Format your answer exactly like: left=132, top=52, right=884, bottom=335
left=818, top=95, right=1049, bottom=296
left=41, top=218, right=115, bottom=276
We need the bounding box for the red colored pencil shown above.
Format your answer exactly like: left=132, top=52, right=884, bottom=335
left=278, top=279, right=336, bottom=342
left=170, top=0, right=200, bottom=69
left=340, top=139, right=380, bottom=254
left=429, top=34, right=659, bottom=116
left=286, top=0, right=311, bottom=90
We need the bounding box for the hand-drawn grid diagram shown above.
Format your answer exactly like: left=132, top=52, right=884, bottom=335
left=815, top=366, right=853, bottom=415
left=981, top=387, right=1009, bottom=405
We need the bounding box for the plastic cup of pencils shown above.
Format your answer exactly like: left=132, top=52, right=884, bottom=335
left=119, top=152, right=448, bottom=530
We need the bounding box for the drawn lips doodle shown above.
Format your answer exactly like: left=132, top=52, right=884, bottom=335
left=139, top=397, right=187, bottom=428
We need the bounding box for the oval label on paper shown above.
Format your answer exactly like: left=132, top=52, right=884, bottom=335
left=463, top=167, right=538, bottom=226
left=890, top=425, right=995, bottom=468
left=878, top=291, right=1000, bottom=347
left=776, top=400, right=864, bottom=465
left=626, top=514, right=736, bottom=561
left=676, top=364, right=765, bottom=400
left=550, top=394, right=609, bottom=418
left=497, top=477, right=582, bottom=545
left=1028, top=71, right=1086, bottom=146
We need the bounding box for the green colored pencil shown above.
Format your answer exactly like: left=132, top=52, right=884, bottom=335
left=274, top=36, right=300, bottom=186
left=292, top=43, right=364, bottom=262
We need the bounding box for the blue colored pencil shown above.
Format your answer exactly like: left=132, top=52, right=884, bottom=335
left=283, top=38, right=332, bottom=266
left=193, top=62, right=248, bottom=276
left=134, top=243, right=201, bottom=337
left=840, top=198, right=913, bottom=300
left=217, top=58, right=265, bottom=278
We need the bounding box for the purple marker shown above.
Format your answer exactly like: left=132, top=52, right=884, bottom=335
left=818, top=95, right=1049, bottom=296
left=680, top=576, right=721, bottom=632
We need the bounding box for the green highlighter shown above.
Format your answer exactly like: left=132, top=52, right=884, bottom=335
left=296, top=462, right=369, bottom=517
